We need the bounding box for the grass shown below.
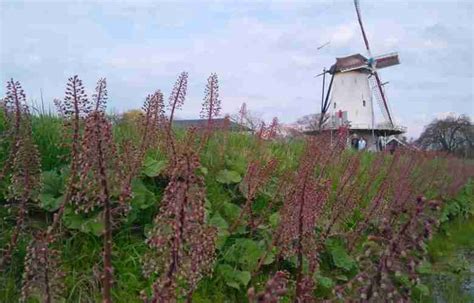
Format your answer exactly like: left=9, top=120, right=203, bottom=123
left=419, top=183, right=474, bottom=303
left=1, top=112, right=473, bottom=302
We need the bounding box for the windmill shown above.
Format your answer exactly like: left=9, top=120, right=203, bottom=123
left=316, top=0, right=406, bottom=150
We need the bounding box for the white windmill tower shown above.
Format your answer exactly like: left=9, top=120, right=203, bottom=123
left=317, top=0, right=406, bottom=150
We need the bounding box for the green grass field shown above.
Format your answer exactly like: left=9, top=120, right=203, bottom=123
left=1, top=109, right=473, bottom=303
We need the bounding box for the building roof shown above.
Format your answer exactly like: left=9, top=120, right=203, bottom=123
left=173, top=118, right=251, bottom=131
left=330, top=53, right=369, bottom=73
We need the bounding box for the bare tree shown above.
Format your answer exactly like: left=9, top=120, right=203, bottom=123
left=416, top=114, right=474, bottom=158
left=230, top=103, right=263, bottom=132
left=295, top=113, right=329, bottom=132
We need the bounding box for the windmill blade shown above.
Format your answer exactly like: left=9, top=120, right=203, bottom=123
left=374, top=52, right=400, bottom=69
left=339, top=63, right=369, bottom=73
left=354, top=0, right=372, bottom=57
left=319, top=73, right=335, bottom=130
left=369, top=71, right=394, bottom=127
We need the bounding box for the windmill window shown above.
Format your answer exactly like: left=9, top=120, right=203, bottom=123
left=363, top=100, right=366, bottom=107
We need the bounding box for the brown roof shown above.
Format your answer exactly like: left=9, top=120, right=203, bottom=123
left=330, top=53, right=368, bottom=73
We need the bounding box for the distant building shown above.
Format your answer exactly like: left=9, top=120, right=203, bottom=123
left=173, top=118, right=251, bottom=132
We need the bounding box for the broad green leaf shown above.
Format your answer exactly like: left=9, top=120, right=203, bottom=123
left=39, top=193, right=63, bottom=212
left=216, top=230, right=230, bottom=250
left=130, top=179, right=155, bottom=210
left=216, top=170, right=241, bottom=184
left=224, top=155, right=247, bottom=175
left=269, top=212, right=280, bottom=228
left=226, top=281, right=240, bottom=290
left=316, top=274, right=334, bottom=289
left=414, top=283, right=430, bottom=297
left=234, top=270, right=251, bottom=287
left=199, top=167, right=208, bottom=176
left=41, top=170, right=64, bottom=196
left=62, top=207, right=86, bottom=230
left=326, top=238, right=356, bottom=271
left=223, top=239, right=264, bottom=271
left=81, top=215, right=105, bottom=236
left=263, top=251, right=275, bottom=265
left=221, top=202, right=241, bottom=222
left=209, top=213, right=229, bottom=230
left=217, top=264, right=251, bottom=290
left=62, top=207, right=104, bottom=236
left=142, top=157, right=167, bottom=177
left=331, top=246, right=356, bottom=271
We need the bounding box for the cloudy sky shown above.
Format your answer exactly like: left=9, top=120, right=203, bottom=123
left=1, top=0, right=473, bottom=138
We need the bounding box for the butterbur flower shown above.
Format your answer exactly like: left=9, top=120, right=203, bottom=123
left=21, top=232, right=65, bottom=303
left=1, top=85, right=41, bottom=269
left=0, top=79, right=28, bottom=183
left=144, top=143, right=216, bottom=302
left=73, top=110, right=118, bottom=303
left=92, top=78, right=107, bottom=112
left=168, top=71, right=188, bottom=127
left=200, top=73, right=221, bottom=130
left=275, top=138, right=329, bottom=300
left=231, top=158, right=278, bottom=232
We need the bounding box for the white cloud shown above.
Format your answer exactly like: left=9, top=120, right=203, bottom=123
left=0, top=0, right=472, bottom=137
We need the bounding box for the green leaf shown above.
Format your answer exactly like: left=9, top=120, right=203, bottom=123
left=39, top=193, right=63, bottom=212
left=41, top=170, right=64, bottom=196
left=81, top=215, right=105, bottom=236
left=142, top=157, right=167, bottom=177
left=414, top=283, right=430, bottom=297
left=417, top=260, right=432, bottom=274
left=221, top=202, right=241, bottom=222
left=326, top=239, right=356, bottom=271
left=217, top=264, right=251, bottom=290
left=316, top=274, right=334, bottom=289
left=334, top=275, right=348, bottom=282
left=62, top=207, right=86, bottom=230
left=216, top=230, right=230, bottom=250
left=216, top=170, right=241, bottom=184
left=269, top=212, right=280, bottom=228
left=62, top=207, right=104, bottom=236
left=234, top=270, right=251, bottom=287
left=199, top=166, right=208, bottom=176
left=130, top=179, right=155, bottom=210
left=263, top=251, right=275, bottom=265
left=209, top=213, right=229, bottom=230
left=223, top=239, right=264, bottom=271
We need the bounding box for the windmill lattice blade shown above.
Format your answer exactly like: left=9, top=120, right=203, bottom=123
left=374, top=52, right=400, bottom=69
left=369, top=72, right=394, bottom=127
left=354, top=0, right=372, bottom=56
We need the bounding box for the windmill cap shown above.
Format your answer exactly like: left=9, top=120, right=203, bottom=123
left=330, top=53, right=369, bottom=73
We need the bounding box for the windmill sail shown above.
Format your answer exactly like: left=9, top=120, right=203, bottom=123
left=354, top=0, right=372, bottom=57
left=369, top=73, right=394, bottom=127
left=374, top=52, right=400, bottom=69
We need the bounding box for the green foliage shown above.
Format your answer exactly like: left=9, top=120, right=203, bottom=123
left=1, top=109, right=473, bottom=303
left=216, top=264, right=251, bottom=290
left=223, top=238, right=265, bottom=271
left=216, top=169, right=242, bottom=184
left=38, top=169, right=65, bottom=211
left=440, top=180, right=474, bottom=223
left=62, top=207, right=105, bottom=236
left=325, top=238, right=357, bottom=272
left=142, top=157, right=167, bottom=178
